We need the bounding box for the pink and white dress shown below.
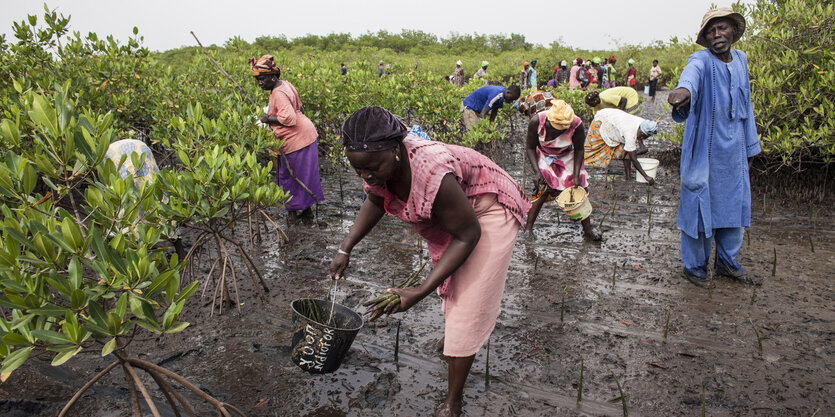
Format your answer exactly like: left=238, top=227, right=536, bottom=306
left=535, top=113, right=589, bottom=191
left=364, top=136, right=530, bottom=357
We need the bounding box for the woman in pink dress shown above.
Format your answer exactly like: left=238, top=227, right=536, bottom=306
left=330, top=106, right=530, bottom=417
left=524, top=100, right=602, bottom=240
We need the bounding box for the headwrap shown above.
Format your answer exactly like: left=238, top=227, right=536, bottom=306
left=249, top=55, right=280, bottom=77
left=530, top=59, right=537, bottom=65
left=341, top=106, right=408, bottom=152
left=523, top=61, right=529, bottom=69
left=546, top=100, right=575, bottom=130
left=585, top=90, right=600, bottom=104
left=608, top=55, right=616, bottom=64
left=639, top=120, right=658, bottom=136
left=575, top=58, right=583, bottom=65
left=379, top=60, right=384, bottom=65
left=456, top=60, right=462, bottom=66
left=593, top=57, right=601, bottom=64
left=481, top=61, right=489, bottom=67
left=628, top=59, right=635, bottom=65
left=560, top=60, right=567, bottom=67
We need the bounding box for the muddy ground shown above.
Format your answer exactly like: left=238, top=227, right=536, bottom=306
left=2, top=90, right=833, bottom=416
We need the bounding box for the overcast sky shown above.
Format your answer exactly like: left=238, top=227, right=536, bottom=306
left=1, top=1, right=751, bottom=52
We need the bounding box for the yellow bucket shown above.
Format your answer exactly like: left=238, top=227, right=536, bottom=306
left=556, top=187, right=592, bottom=221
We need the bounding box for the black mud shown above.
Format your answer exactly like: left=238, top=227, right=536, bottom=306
left=3, top=91, right=833, bottom=416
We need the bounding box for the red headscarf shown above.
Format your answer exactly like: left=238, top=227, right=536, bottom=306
left=249, top=55, right=281, bottom=77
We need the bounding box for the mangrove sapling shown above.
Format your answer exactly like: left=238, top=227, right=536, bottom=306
left=663, top=307, right=671, bottom=340
left=534, top=254, right=539, bottom=273
left=749, top=318, right=763, bottom=357
left=577, top=354, right=584, bottom=403
left=701, top=381, right=706, bottom=417
left=611, top=370, right=627, bottom=417
left=612, top=263, right=617, bottom=288
left=647, top=206, right=653, bottom=237
left=809, top=234, right=815, bottom=253
left=750, top=286, right=757, bottom=306
left=762, top=192, right=766, bottom=216
left=364, top=259, right=429, bottom=321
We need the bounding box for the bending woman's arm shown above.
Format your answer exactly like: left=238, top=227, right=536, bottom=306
left=387, top=173, right=481, bottom=312
left=571, top=123, right=586, bottom=187
left=330, top=193, right=386, bottom=279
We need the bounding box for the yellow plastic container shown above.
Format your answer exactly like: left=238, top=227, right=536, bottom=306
left=556, top=187, right=592, bottom=221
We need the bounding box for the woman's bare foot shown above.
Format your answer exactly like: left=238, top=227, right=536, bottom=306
left=436, top=399, right=463, bottom=417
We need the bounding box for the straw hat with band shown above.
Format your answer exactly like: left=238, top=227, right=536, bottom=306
left=696, top=7, right=746, bottom=48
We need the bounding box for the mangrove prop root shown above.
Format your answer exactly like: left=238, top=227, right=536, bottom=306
left=200, top=257, right=220, bottom=298
left=146, top=367, right=194, bottom=417
left=122, top=359, right=163, bottom=417
left=221, top=232, right=270, bottom=293
left=59, top=360, right=120, bottom=417
left=258, top=209, right=289, bottom=244
left=127, top=356, right=239, bottom=417
left=124, top=361, right=143, bottom=417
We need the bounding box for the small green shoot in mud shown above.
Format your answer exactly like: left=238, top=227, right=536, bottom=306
left=772, top=248, right=777, bottom=277
left=560, top=286, right=567, bottom=322
left=485, top=338, right=491, bottom=388
left=534, top=254, right=539, bottom=273
left=701, top=381, right=706, bottom=417
left=394, top=320, right=401, bottom=362
left=647, top=207, right=653, bottom=237
left=611, top=370, right=627, bottom=417
left=294, top=248, right=304, bottom=272
left=708, top=268, right=714, bottom=299
left=749, top=318, right=763, bottom=357
left=663, top=307, right=671, bottom=340
left=577, top=354, right=584, bottom=403
left=808, top=234, right=814, bottom=253
left=750, top=286, right=757, bottom=306
left=612, top=263, right=617, bottom=288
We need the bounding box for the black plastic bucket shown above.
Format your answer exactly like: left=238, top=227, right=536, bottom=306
left=290, top=298, right=363, bottom=374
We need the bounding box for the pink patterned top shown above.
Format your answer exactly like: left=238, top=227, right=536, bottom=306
left=535, top=113, right=589, bottom=190
left=364, top=136, right=530, bottom=287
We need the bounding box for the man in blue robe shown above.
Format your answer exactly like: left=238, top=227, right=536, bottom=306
left=668, top=7, right=762, bottom=287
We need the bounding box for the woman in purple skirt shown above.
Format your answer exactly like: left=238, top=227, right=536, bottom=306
left=250, top=55, right=324, bottom=224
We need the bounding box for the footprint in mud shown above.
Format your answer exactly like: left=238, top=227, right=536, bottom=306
left=355, top=372, right=401, bottom=409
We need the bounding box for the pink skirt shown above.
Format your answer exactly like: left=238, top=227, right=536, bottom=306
left=443, top=194, right=520, bottom=357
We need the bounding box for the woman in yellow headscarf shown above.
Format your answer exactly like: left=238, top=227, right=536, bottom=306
left=524, top=100, right=601, bottom=240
